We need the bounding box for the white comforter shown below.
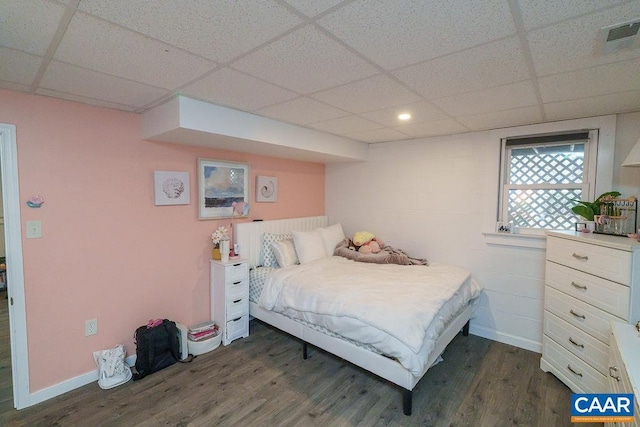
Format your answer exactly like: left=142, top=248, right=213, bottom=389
left=259, top=256, right=481, bottom=375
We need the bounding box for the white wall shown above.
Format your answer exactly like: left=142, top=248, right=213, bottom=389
left=326, top=113, right=639, bottom=353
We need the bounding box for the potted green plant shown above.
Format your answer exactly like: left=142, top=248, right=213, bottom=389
left=571, top=191, right=621, bottom=221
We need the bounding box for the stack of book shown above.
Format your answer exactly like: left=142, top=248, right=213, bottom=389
left=188, top=321, right=219, bottom=342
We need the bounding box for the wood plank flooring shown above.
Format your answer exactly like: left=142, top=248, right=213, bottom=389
left=0, top=290, right=12, bottom=417
left=0, top=314, right=601, bottom=426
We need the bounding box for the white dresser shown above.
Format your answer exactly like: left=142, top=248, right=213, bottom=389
left=608, top=321, right=640, bottom=427
left=541, top=231, right=640, bottom=393
left=210, top=259, right=249, bottom=345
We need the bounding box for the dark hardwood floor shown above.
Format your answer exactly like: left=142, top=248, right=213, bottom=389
left=0, top=290, right=12, bottom=416
left=0, top=310, right=601, bottom=426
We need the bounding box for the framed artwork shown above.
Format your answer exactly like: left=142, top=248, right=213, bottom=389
left=198, top=158, right=250, bottom=219
left=154, top=171, right=190, bottom=206
left=256, top=175, right=278, bottom=202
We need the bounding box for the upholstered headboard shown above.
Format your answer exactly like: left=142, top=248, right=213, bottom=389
left=235, top=216, right=328, bottom=268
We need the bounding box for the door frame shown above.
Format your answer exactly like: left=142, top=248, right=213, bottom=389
left=0, top=123, right=30, bottom=409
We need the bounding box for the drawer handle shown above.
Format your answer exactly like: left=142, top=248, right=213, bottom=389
left=567, top=364, right=583, bottom=377
left=233, top=299, right=242, bottom=304
left=572, top=253, right=588, bottom=261
left=609, top=366, right=621, bottom=382
left=570, top=281, right=587, bottom=291
left=231, top=317, right=242, bottom=322
left=233, top=263, right=242, bottom=267
left=232, top=281, right=241, bottom=285
left=568, top=337, right=584, bottom=348
left=569, top=309, right=586, bottom=320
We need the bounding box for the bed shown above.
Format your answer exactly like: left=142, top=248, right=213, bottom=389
left=235, top=216, right=481, bottom=415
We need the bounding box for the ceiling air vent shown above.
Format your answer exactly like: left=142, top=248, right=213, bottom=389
left=598, top=19, right=640, bottom=55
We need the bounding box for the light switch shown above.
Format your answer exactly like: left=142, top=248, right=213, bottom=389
left=26, top=220, right=42, bottom=239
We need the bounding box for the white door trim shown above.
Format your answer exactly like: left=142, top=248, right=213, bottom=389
left=0, top=123, right=30, bottom=409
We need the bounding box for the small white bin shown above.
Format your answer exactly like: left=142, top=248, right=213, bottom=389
left=188, top=333, right=221, bottom=356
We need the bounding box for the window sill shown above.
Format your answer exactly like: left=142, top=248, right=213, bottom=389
left=483, top=232, right=547, bottom=249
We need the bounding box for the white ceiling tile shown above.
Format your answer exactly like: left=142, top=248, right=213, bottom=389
left=345, top=128, right=412, bottom=143
left=393, top=119, right=468, bottom=138
left=0, top=48, right=42, bottom=86
left=544, top=90, right=640, bottom=121
left=283, top=0, right=345, bottom=17
left=307, top=115, right=382, bottom=134
left=78, top=0, right=303, bottom=63
left=317, top=0, right=516, bottom=70
left=432, top=81, right=538, bottom=116
left=231, top=25, right=378, bottom=94
left=394, top=37, right=530, bottom=99
left=360, top=102, right=450, bottom=127
left=538, top=59, right=640, bottom=103
left=181, top=68, right=298, bottom=112
left=457, top=106, right=543, bottom=130
left=35, top=87, right=139, bottom=112
left=311, top=74, right=422, bottom=113
left=518, top=0, right=628, bottom=29
left=257, top=97, right=349, bottom=125
left=528, top=2, right=640, bottom=76
left=0, top=0, right=66, bottom=55
left=54, top=12, right=216, bottom=89
left=40, top=61, right=169, bottom=108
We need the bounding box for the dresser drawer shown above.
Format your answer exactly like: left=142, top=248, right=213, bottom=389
left=547, top=236, right=631, bottom=285
left=609, top=331, right=633, bottom=395
left=545, top=286, right=621, bottom=343
left=225, top=262, right=249, bottom=283
left=542, top=335, right=608, bottom=393
left=546, top=261, right=630, bottom=319
left=544, top=311, right=609, bottom=375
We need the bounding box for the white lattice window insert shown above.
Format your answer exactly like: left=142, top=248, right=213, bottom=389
left=499, top=131, right=597, bottom=231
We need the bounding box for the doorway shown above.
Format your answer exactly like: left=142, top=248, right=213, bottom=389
left=0, top=124, right=29, bottom=409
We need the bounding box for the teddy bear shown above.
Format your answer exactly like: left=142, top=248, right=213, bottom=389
left=352, top=231, right=385, bottom=254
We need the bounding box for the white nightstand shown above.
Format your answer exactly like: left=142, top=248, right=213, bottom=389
left=210, top=259, right=249, bottom=345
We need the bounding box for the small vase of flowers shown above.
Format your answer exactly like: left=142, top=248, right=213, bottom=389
left=211, top=226, right=229, bottom=260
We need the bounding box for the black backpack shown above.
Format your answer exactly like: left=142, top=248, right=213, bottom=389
left=132, top=319, right=180, bottom=381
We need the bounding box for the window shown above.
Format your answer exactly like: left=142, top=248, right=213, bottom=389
left=499, top=131, right=598, bottom=231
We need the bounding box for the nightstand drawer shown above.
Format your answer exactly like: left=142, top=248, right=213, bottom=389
left=225, top=315, right=248, bottom=344
left=544, top=311, right=609, bottom=375
left=226, top=279, right=248, bottom=301
left=542, top=335, right=607, bottom=393
left=226, top=296, right=248, bottom=319
left=225, top=262, right=249, bottom=283
left=545, top=286, right=620, bottom=343
left=546, top=236, right=631, bottom=285
left=546, top=261, right=630, bottom=319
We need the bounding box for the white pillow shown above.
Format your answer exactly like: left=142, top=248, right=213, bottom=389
left=318, top=223, right=345, bottom=256
left=271, top=239, right=299, bottom=268
left=293, top=230, right=327, bottom=264
left=261, top=233, right=292, bottom=267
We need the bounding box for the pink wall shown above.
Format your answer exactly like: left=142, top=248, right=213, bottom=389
left=0, top=89, right=325, bottom=392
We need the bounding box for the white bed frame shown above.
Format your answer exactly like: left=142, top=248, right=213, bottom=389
left=235, top=216, right=474, bottom=415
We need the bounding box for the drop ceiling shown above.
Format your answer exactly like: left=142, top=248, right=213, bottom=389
left=2, top=0, right=640, bottom=145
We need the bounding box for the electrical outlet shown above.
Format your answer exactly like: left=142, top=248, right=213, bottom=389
left=85, top=319, right=98, bottom=336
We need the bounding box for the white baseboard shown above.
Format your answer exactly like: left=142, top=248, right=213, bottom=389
left=470, top=324, right=542, bottom=354
left=28, top=355, right=137, bottom=407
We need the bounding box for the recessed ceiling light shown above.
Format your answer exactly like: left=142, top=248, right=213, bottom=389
left=398, top=113, right=411, bottom=121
